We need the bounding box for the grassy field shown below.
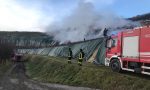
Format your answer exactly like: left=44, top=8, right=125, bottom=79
left=25, top=55, right=150, bottom=90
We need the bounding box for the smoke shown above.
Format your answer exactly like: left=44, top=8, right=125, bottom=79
left=46, top=1, right=138, bottom=43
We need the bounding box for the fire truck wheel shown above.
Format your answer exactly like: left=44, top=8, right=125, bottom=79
left=110, top=59, right=121, bottom=72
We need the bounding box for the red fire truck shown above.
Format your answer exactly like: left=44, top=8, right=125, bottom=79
left=105, top=26, right=150, bottom=75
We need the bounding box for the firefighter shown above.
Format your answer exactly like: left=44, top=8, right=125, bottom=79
left=68, top=48, right=72, bottom=64
left=103, top=28, right=108, bottom=37
left=78, top=49, right=85, bottom=66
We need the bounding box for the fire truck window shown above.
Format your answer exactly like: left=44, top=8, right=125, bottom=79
left=112, top=38, right=117, bottom=47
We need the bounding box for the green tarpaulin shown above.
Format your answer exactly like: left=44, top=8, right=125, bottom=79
left=18, top=38, right=106, bottom=65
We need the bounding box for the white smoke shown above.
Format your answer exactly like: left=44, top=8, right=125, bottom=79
left=46, top=1, right=138, bottom=43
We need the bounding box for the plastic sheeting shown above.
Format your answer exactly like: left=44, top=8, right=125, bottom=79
left=18, top=38, right=106, bottom=64
left=96, top=39, right=106, bottom=64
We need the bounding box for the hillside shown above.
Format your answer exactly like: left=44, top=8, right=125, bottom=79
left=129, top=13, right=150, bottom=21
left=25, top=55, right=150, bottom=90
left=0, top=31, right=58, bottom=48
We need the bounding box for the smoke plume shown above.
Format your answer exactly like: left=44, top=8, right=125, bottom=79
left=46, top=1, right=138, bottom=44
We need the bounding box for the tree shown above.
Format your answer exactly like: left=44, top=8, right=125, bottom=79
left=0, top=38, right=15, bottom=64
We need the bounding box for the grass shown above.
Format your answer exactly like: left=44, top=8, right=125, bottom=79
left=25, top=55, right=150, bottom=90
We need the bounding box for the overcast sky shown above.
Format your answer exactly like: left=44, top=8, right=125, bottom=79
left=0, top=0, right=150, bottom=32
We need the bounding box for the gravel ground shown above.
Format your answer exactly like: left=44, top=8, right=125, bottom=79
left=0, top=62, right=99, bottom=90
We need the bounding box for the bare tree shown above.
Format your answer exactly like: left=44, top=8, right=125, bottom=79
left=0, top=38, right=15, bottom=64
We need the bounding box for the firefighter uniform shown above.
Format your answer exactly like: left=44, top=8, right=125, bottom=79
left=68, top=48, right=72, bottom=64
left=103, top=28, right=108, bottom=37
left=78, top=49, right=84, bottom=66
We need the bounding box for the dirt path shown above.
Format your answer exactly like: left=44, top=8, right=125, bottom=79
left=0, top=62, right=99, bottom=90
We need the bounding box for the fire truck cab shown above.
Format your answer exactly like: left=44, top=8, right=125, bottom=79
left=105, top=26, right=150, bottom=75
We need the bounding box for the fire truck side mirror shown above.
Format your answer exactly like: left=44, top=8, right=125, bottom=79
left=106, top=39, right=112, bottom=48
left=106, top=38, right=115, bottom=48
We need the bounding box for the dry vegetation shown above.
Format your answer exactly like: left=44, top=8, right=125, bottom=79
left=25, top=55, right=150, bottom=90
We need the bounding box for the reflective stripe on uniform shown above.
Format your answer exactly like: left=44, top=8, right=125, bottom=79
left=78, top=61, right=82, bottom=64
left=68, top=52, right=71, bottom=57
left=79, top=53, right=83, bottom=59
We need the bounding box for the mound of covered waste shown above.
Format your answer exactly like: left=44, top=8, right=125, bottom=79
left=18, top=38, right=106, bottom=64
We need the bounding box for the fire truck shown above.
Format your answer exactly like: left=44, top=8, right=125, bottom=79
left=105, top=26, right=150, bottom=75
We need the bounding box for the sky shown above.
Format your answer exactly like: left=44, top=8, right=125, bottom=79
left=0, top=0, right=150, bottom=32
